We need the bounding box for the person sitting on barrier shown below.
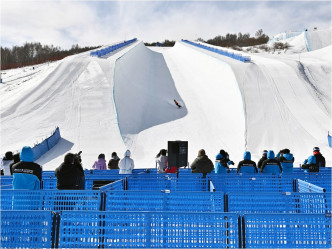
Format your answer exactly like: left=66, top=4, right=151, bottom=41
left=2, top=151, right=13, bottom=175
left=155, top=149, right=168, bottom=173
left=219, top=149, right=235, bottom=166
left=302, top=155, right=319, bottom=172
left=92, top=154, right=107, bottom=170
left=12, top=146, right=42, bottom=190
left=237, top=151, right=258, bottom=173
left=108, top=152, right=120, bottom=169
left=9, top=153, right=20, bottom=175
left=257, top=150, right=267, bottom=169
left=214, top=153, right=230, bottom=174
left=312, top=147, right=325, bottom=168
left=119, top=150, right=135, bottom=174
left=276, top=148, right=294, bottom=173
left=260, top=150, right=282, bottom=173
left=191, top=149, right=214, bottom=177
left=55, top=153, right=85, bottom=189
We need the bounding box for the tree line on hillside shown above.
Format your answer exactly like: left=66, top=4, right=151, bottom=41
left=1, top=42, right=101, bottom=70
left=201, top=29, right=269, bottom=48
left=144, top=40, right=176, bottom=47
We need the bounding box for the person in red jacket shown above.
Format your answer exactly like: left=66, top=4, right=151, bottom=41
left=312, top=147, right=326, bottom=168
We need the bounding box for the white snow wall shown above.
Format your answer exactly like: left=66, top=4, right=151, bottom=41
left=113, top=42, right=187, bottom=146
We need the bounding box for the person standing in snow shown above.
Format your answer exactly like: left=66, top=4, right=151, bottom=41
left=119, top=150, right=135, bottom=174
left=92, top=154, right=107, bottom=170
left=174, top=99, right=182, bottom=108
left=108, top=152, right=120, bottom=169
left=237, top=151, right=258, bottom=173
left=156, top=149, right=168, bottom=173
left=312, top=147, right=325, bottom=168
left=11, top=146, right=42, bottom=189
left=191, top=149, right=214, bottom=177
left=55, top=153, right=85, bottom=189
left=257, top=150, right=268, bottom=169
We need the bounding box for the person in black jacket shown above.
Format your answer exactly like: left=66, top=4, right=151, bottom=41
left=55, top=153, right=84, bottom=189
left=257, top=150, right=267, bottom=169
left=260, top=150, right=282, bottom=173
left=191, top=149, right=214, bottom=177
left=237, top=151, right=258, bottom=173
left=108, top=152, right=120, bottom=169
left=312, top=147, right=326, bottom=168
left=10, top=153, right=20, bottom=175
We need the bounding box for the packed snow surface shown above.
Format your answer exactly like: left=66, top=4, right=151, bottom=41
left=0, top=28, right=331, bottom=170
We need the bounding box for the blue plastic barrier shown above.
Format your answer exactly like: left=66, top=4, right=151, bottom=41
left=58, top=211, right=240, bottom=248
left=90, top=38, right=137, bottom=58
left=1, top=190, right=102, bottom=211
left=227, top=192, right=331, bottom=214
left=297, top=179, right=326, bottom=193
left=243, top=213, right=331, bottom=248
left=32, top=127, right=61, bottom=161
left=99, top=179, right=124, bottom=191
left=182, top=39, right=251, bottom=63
left=105, top=191, right=224, bottom=212
left=1, top=211, right=54, bottom=248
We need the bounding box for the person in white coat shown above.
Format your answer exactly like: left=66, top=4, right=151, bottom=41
left=119, top=150, right=134, bottom=174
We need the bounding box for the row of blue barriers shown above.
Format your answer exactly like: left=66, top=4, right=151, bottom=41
left=1, top=210, right=330, bottom=248
left=90, top=38, right=137, bottom=57
left=182, top=39, right=251, bottom=62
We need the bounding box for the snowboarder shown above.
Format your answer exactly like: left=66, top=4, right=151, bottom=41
left=174, top=99, right=182, bottom=108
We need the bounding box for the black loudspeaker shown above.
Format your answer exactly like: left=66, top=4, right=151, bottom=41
left=168, top=141, right=188, bottom=167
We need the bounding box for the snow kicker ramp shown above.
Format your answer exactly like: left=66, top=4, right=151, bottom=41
left=113, top=42, right=187, bottom=146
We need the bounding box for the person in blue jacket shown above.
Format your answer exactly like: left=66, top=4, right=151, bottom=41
left=11, top=146, right=42, bottom=189
left=260, top=150, right=282, bottom=173
left=277, top=148, right=294, bottom=173
left=302, top=155, right=319, bottom=172
left=237, top=151, right=258, bottom=173
left=214, top=153, right=230, bottom=174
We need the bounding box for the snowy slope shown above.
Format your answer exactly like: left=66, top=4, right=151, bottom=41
left=0, top=29, right=331, bottom=169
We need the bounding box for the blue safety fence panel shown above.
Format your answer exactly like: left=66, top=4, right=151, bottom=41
left=1, top=210, right=53, bottom=249
left=99, top=179, right=125, bottom=191
left=84, top=174, right=127, bottom=190
left=0, top=176, right=13, bottom=189
left=58, top=211, right=240, bottom=248
left=210, top=176, right=294, bottom=192
left=47, top=127, right=61, bottom=148
left=105, top=191, right=224, bottom=212
left=243, top=213, right=332, bottom=248
left=1, top=190, right=102, bottom=211
left=90, top=38, right=137, bottom=57
left=127, top=177, right=169, bottom=190
left=297, top=179, right=326, bottom=193
left=227, top=192, right=331, bottom=214
left=32, top=127, right=61, bottom=161
left=87, top=169, right=120, bottom=175
left=43, top=177, right=57, bottom=189
left=169, top=177, right=208, bottom=191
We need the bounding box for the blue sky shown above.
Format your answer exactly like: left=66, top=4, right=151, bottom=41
left=1, top=0, right=331, bottom=49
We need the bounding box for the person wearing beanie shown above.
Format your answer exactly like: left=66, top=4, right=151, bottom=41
left=277, top=148, right=294, bottom=173
left=312, top=147, right=325, bottom=168
left=119, top=150, right=135, bottom=174
left=257, top=150, right=268, bottom=169
left=55, top=153, right=85, bottom=189
left=9, top=153, right=20, bottom=175
left=237, top=151, right=258, bottom=173
left=108, top=152, right=120, bottom=169
left=214, top=153, right=230, bottom=174
left=2, top=151, right=14, bottom=175
left=92, top=154, right=107, bottom=170
left=302, top=155, right=319, bottom=172
left=190, top=149, right=214, bottom=177
left=11, top=146, right=42, bottom=189
left=260, top=150, right=282, bottom=173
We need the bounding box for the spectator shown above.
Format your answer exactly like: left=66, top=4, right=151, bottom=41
left=55, top=153, right=85, bottom=189
left=302, top=155, right=319, bottom=172
left=108, top=152, right=120, bottom=169
left=312, top=147, right=326, bottom=168
left=257, top=150, right=268, bottom=169
left=277, top=148, right=294, bottom=173
left=260, top=150, right=282, bottom=173
left=214, top=153, right=230, bottom=174
left=12, top=146, right=42, bottom=189
left=237, top=151, right=258, bottom=173
left=92, top=154, right=107, bottom=170
left=219, top=149, right=235, bottom=166
left=119, top=150, right=135, bottom=174
left=190, top=149, right=214, bottom=177
left=10, top=153, right=20, bottom=175
left=156, top=149, right=168, bottom=173
left=2, top=151, right=13, bottom=175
